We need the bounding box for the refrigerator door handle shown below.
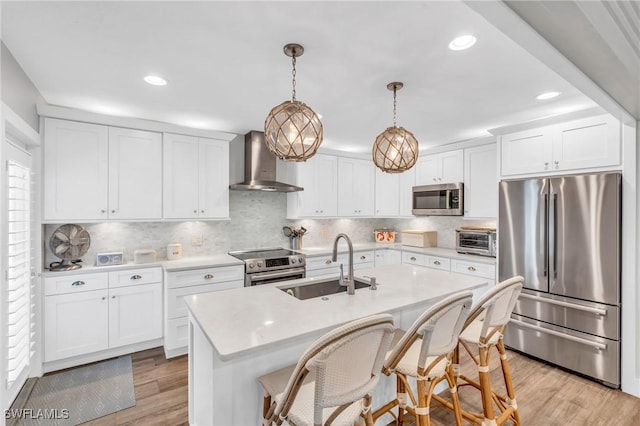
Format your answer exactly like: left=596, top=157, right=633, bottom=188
left=552, top=193, right=558, bottom=278
left=544, top=193, right=549, bottom=277
left=519, top=293, right=607, bottom=316
left=509, top=319, right=607, bottom=350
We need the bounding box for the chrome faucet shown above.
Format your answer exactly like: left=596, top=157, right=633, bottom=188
left=332, top=233, right=354, bottom=295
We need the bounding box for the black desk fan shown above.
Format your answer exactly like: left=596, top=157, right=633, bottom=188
left=48, top=224, right=91, bottom=271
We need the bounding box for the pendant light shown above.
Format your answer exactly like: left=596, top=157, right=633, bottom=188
left=372, top=82, right=419, bottom=173
left=264, top=43, right=323, bottom=162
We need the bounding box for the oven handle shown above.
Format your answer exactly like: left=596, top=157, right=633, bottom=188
left=248, top=267, right=306, bottom=282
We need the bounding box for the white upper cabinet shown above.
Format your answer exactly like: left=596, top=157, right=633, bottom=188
left=500, top=114, right=620, bottom=177
left=108, top=127, right=162, bottom=219
left=44, top=118, right=109, bottom=221
left=163, top=133, right=229, bottom=219
left=287, top=154, right=338, bottom=218
left=464, top=144, right=497, bottom=219
left=415, top=149, right=464, bottom=185
left=338, top=157, right=374, bottom=217
left=43, top=118, right=162, bottom=221
left=374, top=169, right=400, bottom=217
left=399, top=167, right=416, bottom=217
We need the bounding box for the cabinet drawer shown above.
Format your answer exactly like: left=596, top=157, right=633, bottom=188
left=402, top=252, right=426, bottom=266
left=354, top=251, right=374, bottom=265
left=425, top=256, right=450, bottom=271
left=165, top=317, right=189, bottom=354
left=167, top=265, right=244, bottom=289
left=451, top=259, right=495, bottom=279
left=109, top=267, right=162, bottom=288
left=306, top=254, right=345, bottom=271
left=44, top=272, right=109, bottom=295
left=167, top=280, right=243, bottom=319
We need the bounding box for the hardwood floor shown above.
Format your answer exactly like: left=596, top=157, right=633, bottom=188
left=77, top=346, right=639, bottom=425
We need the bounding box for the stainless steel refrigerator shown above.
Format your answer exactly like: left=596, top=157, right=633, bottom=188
left=499, top=171, right=621, bottom=388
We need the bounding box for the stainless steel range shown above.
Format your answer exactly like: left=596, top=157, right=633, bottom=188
left=228, top=248, right=306, bottom=287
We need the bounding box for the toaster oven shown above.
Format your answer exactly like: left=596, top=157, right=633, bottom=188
left=456, top=229, right=496, bottom=257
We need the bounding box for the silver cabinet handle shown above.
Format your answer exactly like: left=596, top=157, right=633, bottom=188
left=410, top=256, right=417, bottom=261
left=201, top=210, right=205, bottom=213
left=325, top=259, right=332, bottom=265
left=433, top=260, right=441, bottom=266
left=519, top=293, right=607, bottom=316
left=554, top=161, right=559, bottom=169
left=467, top=266, right=476, bottom=272
left=193, top=209, right=198, bottom=213
left=544, top=162, right=549, bottom=170
left=101, top=209, right=106, bottom=214
left=111, top=209, right=116, bottom=213
left=130, top=275, right=142, bottom=280
left=204, top=274, right=214, bottom=279
left=71, top=280, right=85, bottom=286
left=360, top=256, right=366, bottom=260
left=509, top=319, right=607, bottom=351
left=101, top=296, right=106, bottom=300
left=112, top=295, right=116, bottom=299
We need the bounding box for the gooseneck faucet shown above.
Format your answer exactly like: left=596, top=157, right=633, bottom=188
left=332, top=233, right=355, bottom=295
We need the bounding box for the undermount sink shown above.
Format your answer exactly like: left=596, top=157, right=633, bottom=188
left=280, top=278, right=371, bottom=300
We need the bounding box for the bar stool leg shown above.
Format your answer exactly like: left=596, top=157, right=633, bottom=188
left=497, top=340, right=521, bottom=425
left=478, top=345, right=496, bottom=425
left=397, top=375, right=406, bottom=425
left=445, top=366, right=464, bottom=426
left=416, top=378, right=434, bottom=426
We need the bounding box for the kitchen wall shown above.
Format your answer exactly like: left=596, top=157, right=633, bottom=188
left=43, top=191, right=495, bottom=267
left=1, top=42, right=44, bottom=132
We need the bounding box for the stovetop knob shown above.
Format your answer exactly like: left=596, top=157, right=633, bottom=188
left=248, top=263, right=254, bottom=269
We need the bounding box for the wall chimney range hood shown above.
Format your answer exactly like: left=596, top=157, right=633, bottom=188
left=229, top=131, right=303, bottom=192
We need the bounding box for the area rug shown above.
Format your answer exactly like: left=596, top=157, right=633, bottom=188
left=17, top=356, right=136, bottom=425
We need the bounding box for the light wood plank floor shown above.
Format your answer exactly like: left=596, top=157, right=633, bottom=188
left=76, top=346, right=639, bottom=425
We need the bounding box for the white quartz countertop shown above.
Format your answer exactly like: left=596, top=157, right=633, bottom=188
left=296, top=243, right=496, bottom=264
left=161, top=254, right=244, bottom=271
left=185, top=264, right=488, bottom=361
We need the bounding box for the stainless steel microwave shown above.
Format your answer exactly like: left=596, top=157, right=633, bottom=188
left=412, top=182, right=463, bottom=216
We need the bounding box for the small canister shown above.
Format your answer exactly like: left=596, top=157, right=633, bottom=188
left=167, top=243, right=183, bottom=260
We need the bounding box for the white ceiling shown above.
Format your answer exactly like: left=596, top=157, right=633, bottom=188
left=2, top=1, right=597, bottom=153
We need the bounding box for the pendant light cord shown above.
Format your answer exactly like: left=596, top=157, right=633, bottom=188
left=393, top=85, right=397, bottom=127
left=291, top=54, right=297, bottom=102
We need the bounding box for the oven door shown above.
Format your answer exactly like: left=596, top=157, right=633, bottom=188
left=246, top=267, right=306, bottom=287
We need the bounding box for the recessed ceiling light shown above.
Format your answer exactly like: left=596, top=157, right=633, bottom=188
left=144, top=75, right=168, bottom=86
left=536, top=91, right=561, bottom=100
left=448, top=35, right=477, bottom=51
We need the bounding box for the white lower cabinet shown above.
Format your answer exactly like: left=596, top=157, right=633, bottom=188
left=374, top=248, right=402, bottom=266
left=401, top=250, right=496, bottom=281
left=306, top=251, right=374, bottom=277
left=451, top=259, right=495, bottom=279
left=44, top=267, right=163, bottom=364
left=44, top=290, right=109, bottom=361
left=164, top=265, right=244, bottom=357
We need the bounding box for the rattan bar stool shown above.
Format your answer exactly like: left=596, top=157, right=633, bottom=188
left=438, top=276, right=523, bottom=426
left=372, top=291, right=474, bottom=426
left=257, top=313, right=395, bottom=426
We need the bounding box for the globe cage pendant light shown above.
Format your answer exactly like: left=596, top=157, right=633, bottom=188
left=264, top=43, right=323, bottom=162
left=372, top=82, right=419, bottom=173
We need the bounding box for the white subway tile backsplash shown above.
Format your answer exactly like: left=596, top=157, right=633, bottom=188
left=43, top=191, right=495, bottom=267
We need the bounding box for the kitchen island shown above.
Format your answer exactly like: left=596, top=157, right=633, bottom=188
left=185, top=264, right=489, bottom=425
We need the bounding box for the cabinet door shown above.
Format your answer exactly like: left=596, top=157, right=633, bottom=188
left=399, top=167, right=416, bottom=217
left=43, top=118, right=108, bottom=221
left=163, top=133, right=200, bottom=219
left=338, top=158, right=374, bottom=216
left=109, top=283, right=162, bottom=348
left=501, top=127, right=553, bottom=176
left=375, top=169, right=399, bottom=216
left=387, top=249, right=402, bottom=265
left=199, top=138, right=230, bottom=218
left=415, top=155, right=439, bottom=185
left=108, top=127, right=162, bottom=219
left=552, top=115, right=620, bottom=171
left=439, top=150, right=464, bottom=183
left=44, top=290, right=109, bottom=361
left=374, top=249, right=388, bottom=266
left=464, top=144, right=497, bottom=218
left=314, top=154, right=338, bottom=217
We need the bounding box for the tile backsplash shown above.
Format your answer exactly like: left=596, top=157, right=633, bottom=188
left=43, top=191, right=495, bottom=267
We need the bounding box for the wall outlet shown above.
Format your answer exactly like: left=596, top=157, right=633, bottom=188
left=191, top=235, right=203, bottom=246
left=321, top=228, right=329, bottom=238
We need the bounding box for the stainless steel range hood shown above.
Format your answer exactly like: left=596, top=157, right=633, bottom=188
left=229, top=131, right=303, bottom=192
